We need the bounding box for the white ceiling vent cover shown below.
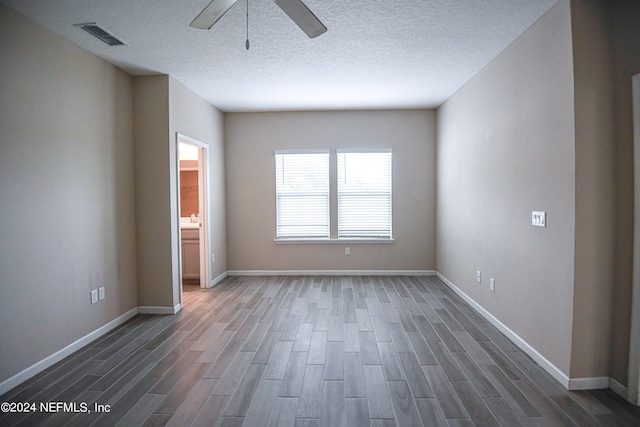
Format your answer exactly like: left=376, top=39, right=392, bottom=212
left=74, top=23, right=127, bottom=46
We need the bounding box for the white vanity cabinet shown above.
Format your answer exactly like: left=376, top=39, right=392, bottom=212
left=181, top=228, right=200, bottom=281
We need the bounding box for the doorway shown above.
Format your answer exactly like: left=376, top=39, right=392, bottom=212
left=176, top=134, right=211, bottom=307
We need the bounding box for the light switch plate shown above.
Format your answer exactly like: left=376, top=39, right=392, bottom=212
left=532, top=211, right=546, bottom=227
left=98, top=287, right=105, bottom=301
left=91, top=289, right=98, bottom=304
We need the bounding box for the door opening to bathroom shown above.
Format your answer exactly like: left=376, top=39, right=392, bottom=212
left=177, top=135, right=210, bottom=304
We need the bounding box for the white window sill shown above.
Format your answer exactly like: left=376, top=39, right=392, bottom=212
left=274, top=238, right=394, bottom=244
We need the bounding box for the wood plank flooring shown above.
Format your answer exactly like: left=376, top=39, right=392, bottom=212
left=2, top=275, right=640, bottom=426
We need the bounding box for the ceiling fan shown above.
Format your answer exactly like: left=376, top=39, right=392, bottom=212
left=190, top=0, right=327, bottom=40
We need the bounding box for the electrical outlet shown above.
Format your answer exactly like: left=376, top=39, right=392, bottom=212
left=98, top=287, right=105, bottom=301
left=211, top=254, right=215, bottom=263
left=490, top=278, right=495, bottom=292
left=476, top=271, right=481, bottom=283
left=90, top=289, right=98, bottom=304
left=345, top=247, right=350, bottom=256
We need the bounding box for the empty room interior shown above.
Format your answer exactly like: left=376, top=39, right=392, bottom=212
left=2, top=0, right=640, bottom=426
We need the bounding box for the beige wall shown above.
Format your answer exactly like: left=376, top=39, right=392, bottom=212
left=436, top=0, right=576, bottom=375
left=133, top=75, right=173, bottom=307
left=610, top=0, right=640, bottom=386
left=225, top=110, right=436, bottom=272
left=570, top=0, right=616, bottom=380
left=169, top=77, right=227, bottom=290
left=0, top=4, right=137, bottom=383
left=134, top=76, right=226, bottom=308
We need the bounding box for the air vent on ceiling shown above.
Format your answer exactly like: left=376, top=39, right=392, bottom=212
left=74, top=23, right=127, bottom=46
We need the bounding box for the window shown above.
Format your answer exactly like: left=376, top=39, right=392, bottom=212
left=275, top=149, right=392, bottom=241
left=275, top=150, right=330, bottom=239
left=337, top=150, right=392, bottom=239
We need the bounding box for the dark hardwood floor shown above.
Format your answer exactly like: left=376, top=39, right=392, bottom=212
left=2, top=275, right=640, bottom=426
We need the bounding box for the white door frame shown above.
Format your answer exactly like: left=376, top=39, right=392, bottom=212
left=176, top=133, right=211, bottom=304
left=628, top=73, right=640, bottom=405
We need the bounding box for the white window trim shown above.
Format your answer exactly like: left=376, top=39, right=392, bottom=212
left=274, top=238, right=395, bottom=244
left=337, top=148, right=393, bottom=239
left=274, top=148, right=394, bottom=244
left=275, top=149, right=330, bottom=239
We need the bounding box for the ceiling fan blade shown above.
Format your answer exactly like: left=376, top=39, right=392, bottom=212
left=274, top=0, right=327, bottom=38
left=190, top=0, right=238, bottom=30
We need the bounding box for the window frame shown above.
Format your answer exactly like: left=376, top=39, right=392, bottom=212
left=274, top=148, right=394, bottom=244
left=337, top=148, right=393, bottom=240
left=274, top=149, right=331, bottom=240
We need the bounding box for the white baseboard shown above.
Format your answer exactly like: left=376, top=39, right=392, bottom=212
left=610, top=377, right=630, bottom=402
left=0, top=307, right=139, bottom=396
left=208, top=271, right=228, bottom=288
left=569, top=377, right=610, bottom=390
left=435, top=272, right=572, bottom=389
left=436, top=272, right=621, bottom=392
left=138, top=303, right=181, bottom=315
left=227, top=269, right=436, bottom=276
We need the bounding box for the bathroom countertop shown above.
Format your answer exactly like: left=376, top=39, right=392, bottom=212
left=180, top=222, right=199, bottom=229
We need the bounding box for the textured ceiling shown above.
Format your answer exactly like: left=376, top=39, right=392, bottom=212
left=1, top=0, right=558, bottom=112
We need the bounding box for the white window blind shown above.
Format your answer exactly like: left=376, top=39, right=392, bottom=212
left=275, top=151, right=330, bottom=239
left=337, top=150, right=392, bottom=239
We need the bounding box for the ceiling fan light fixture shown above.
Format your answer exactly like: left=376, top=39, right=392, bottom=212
left=274, top=0, right=327, bottom=38
left=189, top=0, right=327, bottom=42
left=190, top=0, right=238, bottom=29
